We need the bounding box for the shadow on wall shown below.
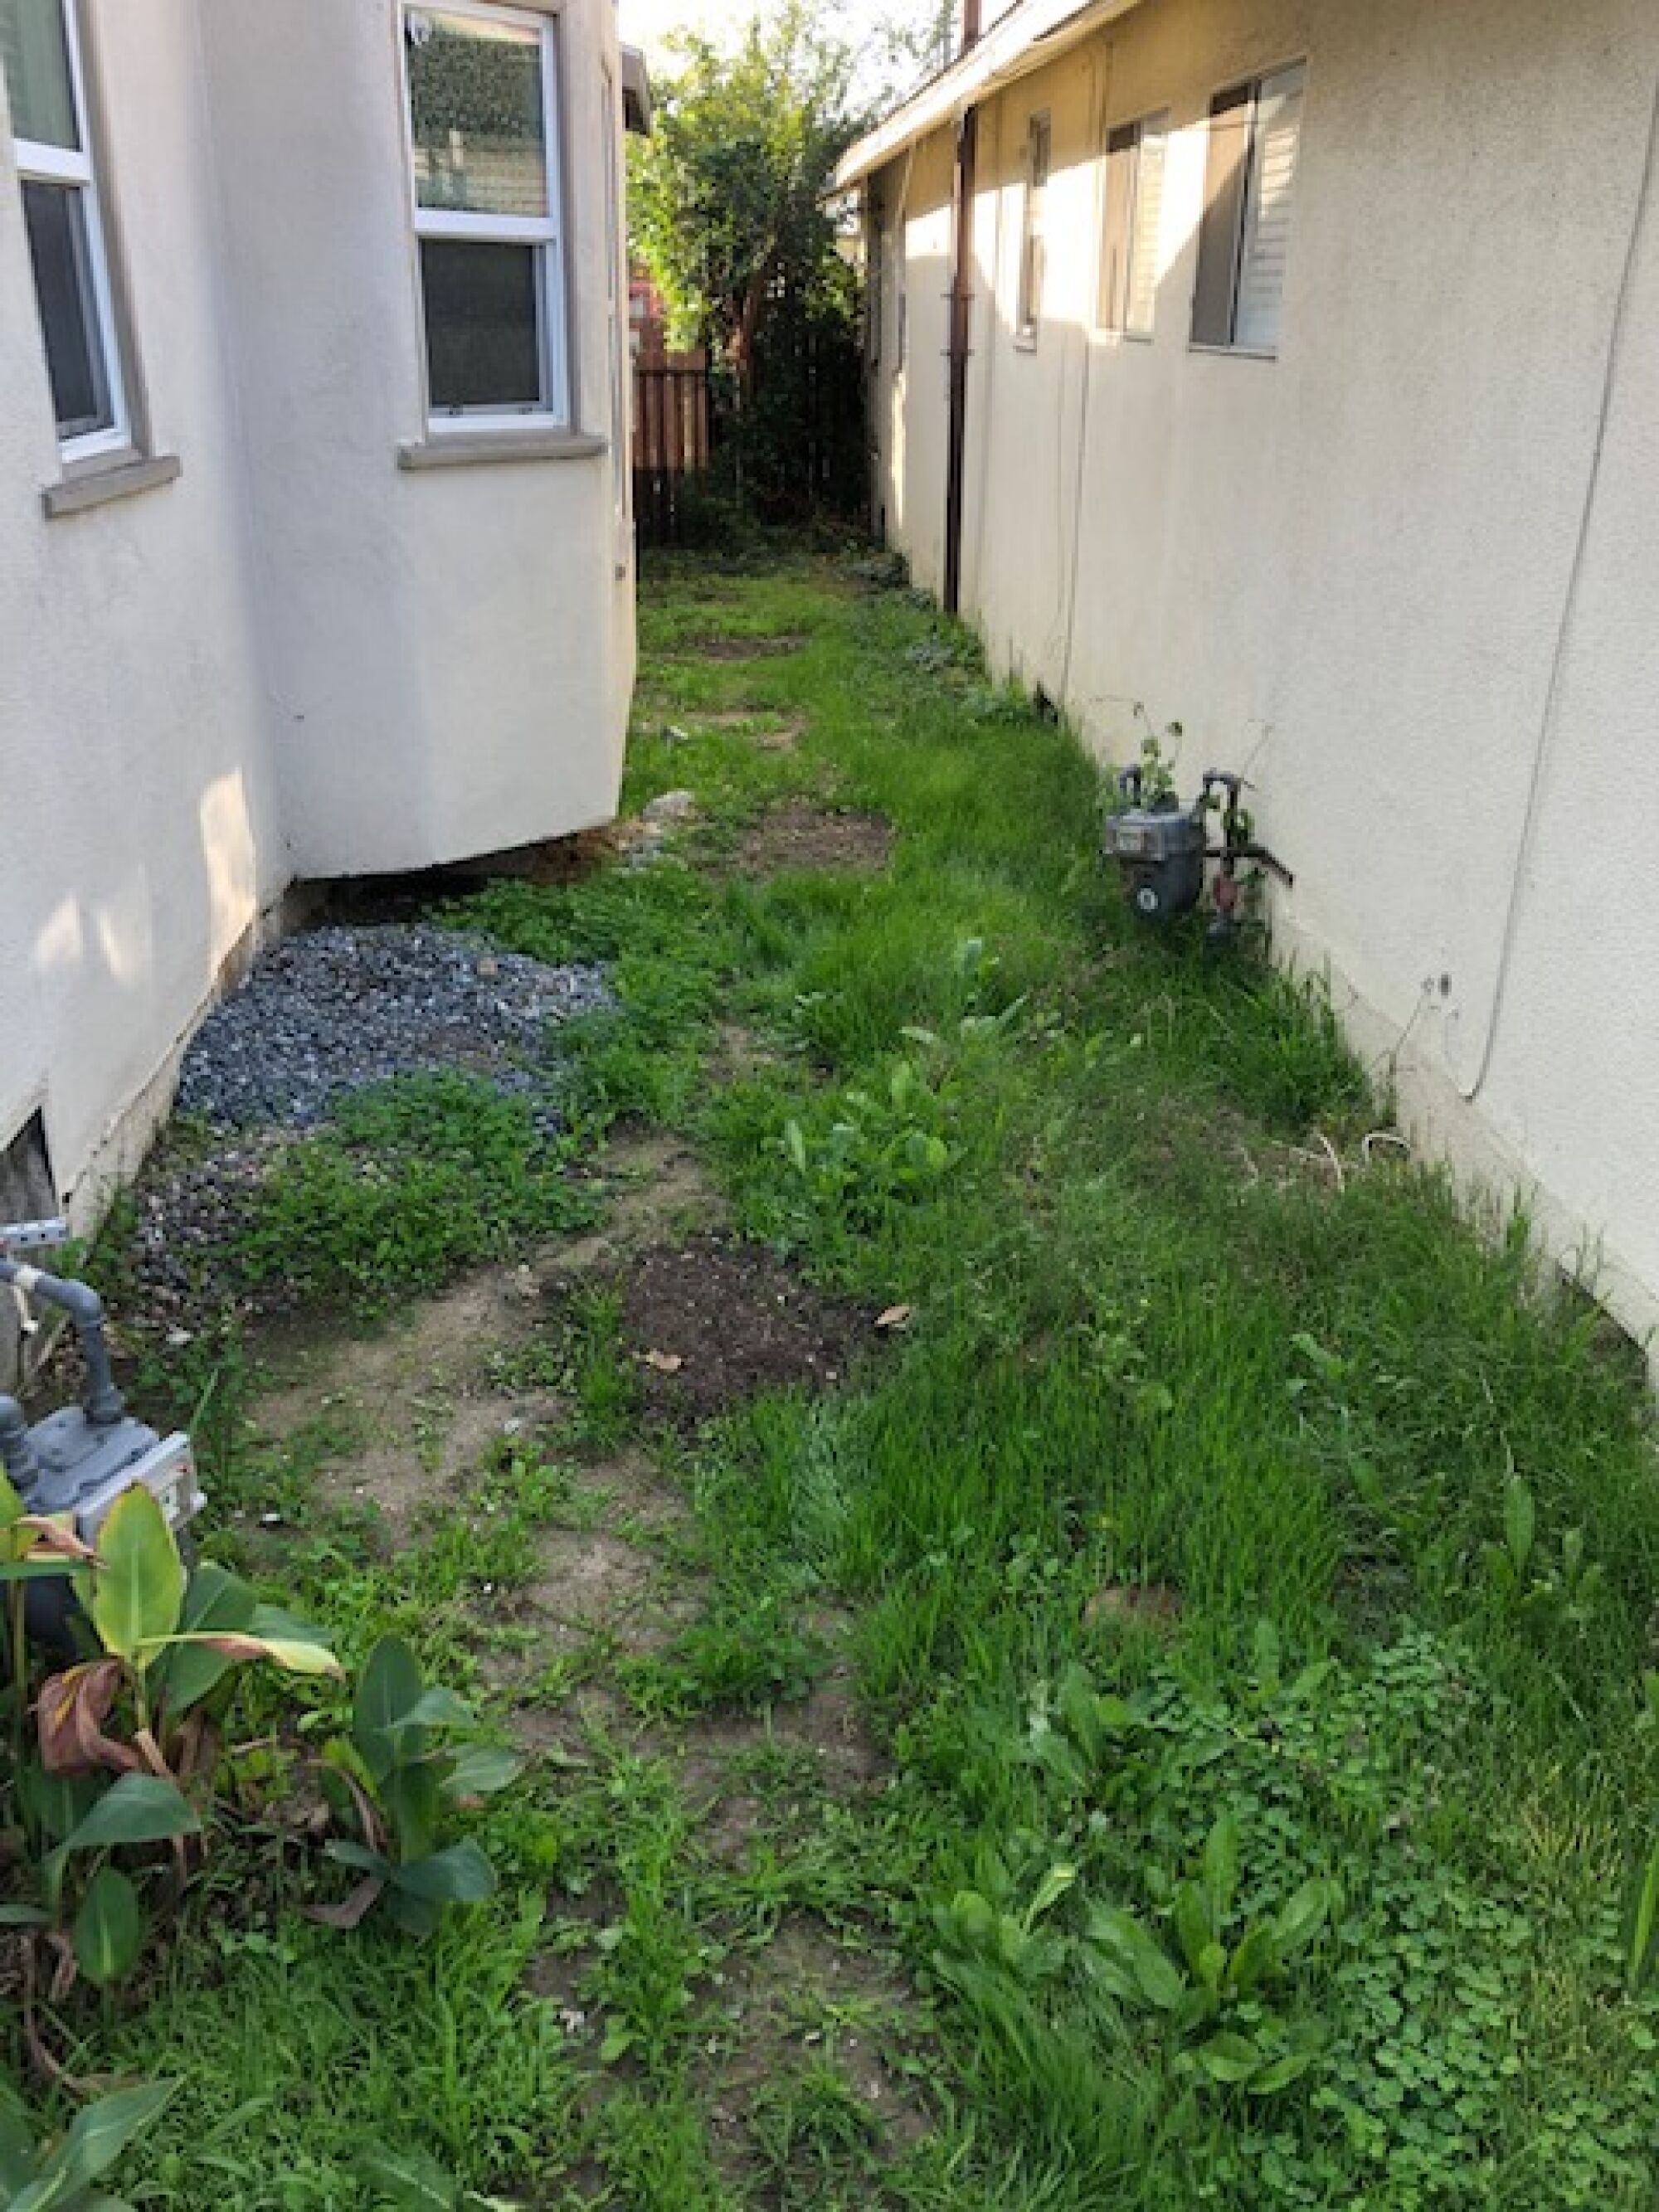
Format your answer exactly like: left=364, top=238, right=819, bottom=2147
left=22, top=765, right=263, bottom=1218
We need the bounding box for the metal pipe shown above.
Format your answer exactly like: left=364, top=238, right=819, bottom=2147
left=0, top=1262, right=125, bottom=1426
left=943, top=100, right=979, bottom=615
left=0, top=1396, right=38, bottom=1490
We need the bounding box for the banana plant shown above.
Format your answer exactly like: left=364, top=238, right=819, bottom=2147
left=36, top=1486, right=339, bottom=1788
left=0, top=1471, right=98, bottom=1781
left=315, top=1637, right=520, bottom=1937
left=0, top=2074, right=176, bottom=2212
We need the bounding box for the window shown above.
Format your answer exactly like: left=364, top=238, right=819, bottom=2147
left=2, top=0, right=129, bottom=459
left=1099, top=110, right=1167, bottom=337
left=601, top=62, right=627, bottom=542
left=868, top=205, right=883, bottom=368
left=1191, top=61, right=1306, bottom=355
left=403, top=1, right=567, bottom=428
left=1015, top=111, right=1050, bottom=345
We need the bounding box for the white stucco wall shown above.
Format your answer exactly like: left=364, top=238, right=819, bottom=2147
left=0, top=0, right=282, bottom=1222
left=871, top=0, right=1659, bottom=1357
left=199, top=0, right=636, bottom=880
left=0, top=0, right=636, bottom=1259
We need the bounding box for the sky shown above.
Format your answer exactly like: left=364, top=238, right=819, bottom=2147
left=619, top=0, right=937, bottom=77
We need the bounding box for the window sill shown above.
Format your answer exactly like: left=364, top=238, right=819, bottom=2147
left=398, top=430, right=608, bottom=471
left=1187, top=342, right=1279, bottom=362
left=41, top=451, right=182, bottom=519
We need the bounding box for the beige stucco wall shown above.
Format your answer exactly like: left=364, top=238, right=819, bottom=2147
left=0, top=0, right=635, bottom=1252
left=0, top=0, right=283, bottom=1224
left=871, top=0, right=1659, bottom=1357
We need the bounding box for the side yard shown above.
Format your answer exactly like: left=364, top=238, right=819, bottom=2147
left=39, top=549, right=1659, bottom=2207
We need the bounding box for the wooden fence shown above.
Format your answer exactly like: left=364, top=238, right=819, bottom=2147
left=632, top=349, right=713, bottom=549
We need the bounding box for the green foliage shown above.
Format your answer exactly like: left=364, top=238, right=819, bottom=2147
left=319, top=1637, right=521, bottom=1938
left=236, top=1074, right=593, bottom=1306
left=0, top=2076, right=176, bottom=2212
left=629, top=2, right=867, bottom=515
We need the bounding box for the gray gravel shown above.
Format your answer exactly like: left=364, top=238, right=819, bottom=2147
left=174, top=924, right=610, bottom=1131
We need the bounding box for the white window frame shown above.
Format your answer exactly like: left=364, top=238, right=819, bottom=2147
left=1190, top=57, right=1306, bottom=359
left=1014, top=109, right=1051, bottom=348
left=401, top=0, right=570, bottom=434
left=1097, top=109, right=1168, bottom=340
left=8, top=0, right=130, bottom=464
left=600, top=57, right=628, bottom=555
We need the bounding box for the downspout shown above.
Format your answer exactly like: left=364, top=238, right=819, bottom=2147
left=943, top=0, right=982, bottom=616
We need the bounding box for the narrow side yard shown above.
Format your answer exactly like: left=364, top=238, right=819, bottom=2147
left=62, top=550, right=1659, bottom=2208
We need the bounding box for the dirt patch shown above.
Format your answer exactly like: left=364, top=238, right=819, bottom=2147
left=542, top=1128, right=727, bottom=1279
left=680, top=1670, right=887, bottom=1869
left=611, top=1236, right=873, bottom=1424
left=700, top=1916, right=935, bottom=2197
left=682, top=633, right=808, bottom=663
left=693, top=709, right=808, bottom=755
left=732, top=802, right=893, bottom=881
left=247, top=1269, right=560, bottom=1540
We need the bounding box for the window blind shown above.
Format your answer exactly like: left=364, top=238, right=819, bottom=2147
left=1233, top=62, right=1306, bottom=352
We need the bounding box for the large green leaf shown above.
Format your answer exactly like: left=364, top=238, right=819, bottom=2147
left=149, top=1563, right=256, bottom=1717
left=73, top=1867, right=145, bottom=1990
left=23, top=2080, right=176, bottom=2202
left=355, top=1639, right=427, bottom=1780
left=445, top=1745, right=523, bottom=1800
left=1085, top=1906, right=1187, bottom=2014
left=61, top=1772, right=200, bottom=1855
left=353, top=2141, right=460, bottom=2209
left=1273, top=1878, right=1334, bottom=1962
left=390, top=1841, right=496, bottom=1906
left=383, top=1757, right=444, bottom=1865
left=0, top=2079, right=42, bottom=2194
left=87, top=1490, right=183, bottom=1662
left=17, top=1766, right=104, bottom=1845
left=1200, top=1812, right=1240, bottom=1923
left=1172, top=1882, right=1216, bottom=1976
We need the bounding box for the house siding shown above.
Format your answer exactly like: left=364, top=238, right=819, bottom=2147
left=868, top=0, right=1659, bottom=1359
left=0, top=0, right=634, bottom=1256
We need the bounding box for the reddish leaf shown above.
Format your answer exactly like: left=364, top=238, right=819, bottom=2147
left=36, top=1661, right=142, bottom=1777
left=306, top=1875, right=385, bottom=1931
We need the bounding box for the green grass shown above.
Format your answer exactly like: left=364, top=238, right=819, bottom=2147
left=57, top=544, right=1659, bottom=2207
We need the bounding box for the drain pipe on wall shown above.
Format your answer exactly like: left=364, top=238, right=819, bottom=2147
left=942, top=0, right=982, bottom=616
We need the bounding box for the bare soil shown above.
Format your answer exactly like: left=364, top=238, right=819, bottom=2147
left=681, top=633, right=808, bottom=663
left=731, top=802, right=894, bottom=880
left=608, top=1233, right=875, bottom=1426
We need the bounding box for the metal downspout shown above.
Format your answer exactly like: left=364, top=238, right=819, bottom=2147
left=943, top=0, right=982, bottom=616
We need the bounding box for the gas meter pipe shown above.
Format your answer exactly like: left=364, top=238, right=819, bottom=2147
left=0, top=1261, right=125, bottom=1427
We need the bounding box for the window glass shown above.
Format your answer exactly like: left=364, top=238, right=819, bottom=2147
left=0, top=0, right=78, bottom=152
left=22, top=175, right=110, bottom=437
left=406, top=7, right=547, bottom=218
left=420, top=236, right=542, bottom=410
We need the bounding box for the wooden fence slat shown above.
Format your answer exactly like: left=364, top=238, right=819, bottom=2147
left=632, top=352, right=713, bottom=549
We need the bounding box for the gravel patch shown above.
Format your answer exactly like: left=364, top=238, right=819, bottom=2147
left=176, top=925, right=610, bottom=1131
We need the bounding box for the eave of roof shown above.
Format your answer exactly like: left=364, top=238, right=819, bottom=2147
left=834, top=0, right=1150, bottom=189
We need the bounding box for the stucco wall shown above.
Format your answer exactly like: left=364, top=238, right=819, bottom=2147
left=199, top=0, right=635, bottom=881
left=0, top=0, right=281, bottom=1224
left=871, top=0, right=1659, bottom=1356
left=1, top=0, right=635, bottom=1265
